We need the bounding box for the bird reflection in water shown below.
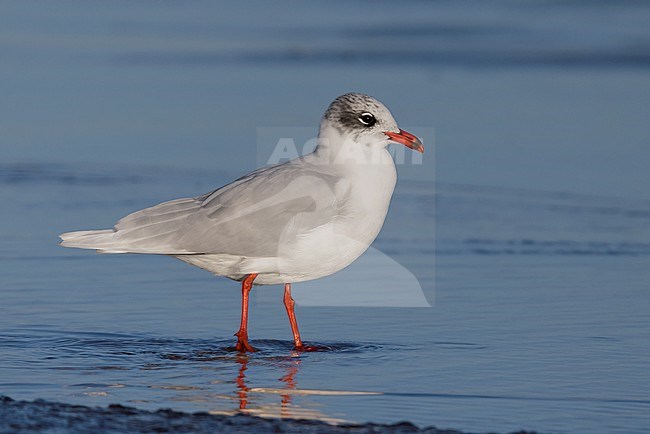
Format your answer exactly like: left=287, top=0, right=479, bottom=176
left=234, top=352, right=300, bottom=418
left=235, top=353, right=249, bottom=411
left=162, top=344, right=367, bottom=423
left=278, top=361, right=299, bottom=414
left=227, top=351, right=364, bottom=423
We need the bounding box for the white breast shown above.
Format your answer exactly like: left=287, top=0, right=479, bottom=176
left=261, top=148, right=397, bottom=284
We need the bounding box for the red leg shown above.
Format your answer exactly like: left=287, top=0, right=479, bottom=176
left=283, top=283, right=304, bottom=350
left=235, top=273, right=258, bottom=352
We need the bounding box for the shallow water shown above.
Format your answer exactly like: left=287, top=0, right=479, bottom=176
left=2, top=1, right=650, bottom=433
left=1, top=164, right=649, bottom=433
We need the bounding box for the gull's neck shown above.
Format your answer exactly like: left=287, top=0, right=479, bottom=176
left=310, top=119, right=395, bottom=173
left=310, top=118, right=397, bottom=226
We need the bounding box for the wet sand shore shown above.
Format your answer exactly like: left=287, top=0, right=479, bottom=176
left=0, top=396, right=538, bottom=434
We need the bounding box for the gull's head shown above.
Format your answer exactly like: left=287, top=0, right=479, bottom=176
left=320, top=93, right=424, bottom=154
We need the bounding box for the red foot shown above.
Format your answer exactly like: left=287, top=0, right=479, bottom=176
left=293, top=344, right=325, bottom=352
left=234, top=331, right=256, bottom=352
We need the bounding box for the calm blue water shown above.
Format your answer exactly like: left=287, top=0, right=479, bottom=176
left=1, top=1, right=650, bottom=433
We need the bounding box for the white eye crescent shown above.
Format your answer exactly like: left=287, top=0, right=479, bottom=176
left=358, top=112, right=376, bottom=126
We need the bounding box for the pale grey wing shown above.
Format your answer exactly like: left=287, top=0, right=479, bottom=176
left=107, top=197, right=204, bottom=253
left=101, top=162, right=349, bottom=256
left=172, top=163, right=349, bottom=256
left=60, top=196, right=204, bottom=253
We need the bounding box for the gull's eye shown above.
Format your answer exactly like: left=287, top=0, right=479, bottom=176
left=358, top=112, right=376, bottom=127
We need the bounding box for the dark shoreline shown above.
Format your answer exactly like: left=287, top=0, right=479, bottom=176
left=0, top=396, right=537, bottom=434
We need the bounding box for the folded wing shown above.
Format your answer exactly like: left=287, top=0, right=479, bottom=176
left=60, top=162, right=349, bottom=257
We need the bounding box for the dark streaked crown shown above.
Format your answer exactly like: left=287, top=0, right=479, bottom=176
left=324, top=93, right=387, bottom=133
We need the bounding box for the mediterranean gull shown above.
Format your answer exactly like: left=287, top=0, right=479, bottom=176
left=59, top=93, right=424, bottom=351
